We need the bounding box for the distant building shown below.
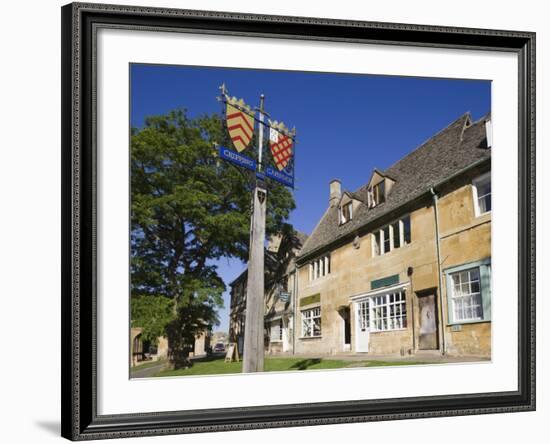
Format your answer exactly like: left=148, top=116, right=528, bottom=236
left=130, top=328, right=168, bottom=367
left=130, top=330, right=211, bottom=367
left=229, top=231, right=308, bottom=355
left=212, top=331, right=229, bottom=345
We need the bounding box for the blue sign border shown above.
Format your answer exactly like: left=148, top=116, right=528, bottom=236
left=218, top=146, right=256, bottom=172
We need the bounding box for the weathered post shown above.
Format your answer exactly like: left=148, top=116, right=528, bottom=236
left=243, top=95, right=266, bottom=373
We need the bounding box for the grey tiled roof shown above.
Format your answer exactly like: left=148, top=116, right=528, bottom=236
left=298, top=113, right=490, bottom=260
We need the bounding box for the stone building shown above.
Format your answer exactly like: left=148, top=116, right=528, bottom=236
left=130, top=330, right=210, bottom=367
left=229, top=231, right=308, bottom=356
left=294, top=112, right=492, bottom=358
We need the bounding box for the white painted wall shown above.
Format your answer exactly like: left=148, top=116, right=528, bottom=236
left=0, top=0, right=546, bottom=443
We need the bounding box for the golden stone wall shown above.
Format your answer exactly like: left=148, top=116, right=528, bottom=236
left=296, top=177, right=491, bottom=358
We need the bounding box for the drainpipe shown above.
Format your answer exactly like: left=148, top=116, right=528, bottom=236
left=430, top=187, right=447, bottom=355
left=292, top=264, right=298, bottom=355
left=407, top=267, right=416, bottom=353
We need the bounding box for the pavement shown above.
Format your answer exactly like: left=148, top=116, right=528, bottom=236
left=285, top=351, right=490, bottom=364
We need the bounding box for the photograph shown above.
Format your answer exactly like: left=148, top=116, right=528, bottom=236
left=128, top=64, right=493, bottom=379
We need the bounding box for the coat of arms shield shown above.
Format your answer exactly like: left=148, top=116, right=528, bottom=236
left=269, top=122, right=294, bottom=171
left=226, top=99, right=255, bottom=152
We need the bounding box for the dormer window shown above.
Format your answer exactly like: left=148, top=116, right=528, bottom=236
left=367, top=182, right=386, bottom=208
left=340, top=202, right=353, bottom=224
left=374, top=181, right=385, bottom=205
left=366, top=170, right=393, bottom=209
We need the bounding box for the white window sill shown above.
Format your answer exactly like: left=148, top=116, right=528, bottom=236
left=369, top=327, right=408, bottom=334
left=447, top=319, right=490, bottom=326
left=308, top=274, right=332, bottom=284
left=474, top=210, right=492, bottom=219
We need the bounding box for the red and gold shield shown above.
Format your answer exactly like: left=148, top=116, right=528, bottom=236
left=226, top=102, right=255, bottom=152
left=269, top=129, right=294, bottom=171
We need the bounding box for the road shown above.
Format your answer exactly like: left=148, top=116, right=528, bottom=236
left=130, top=361, right=169, bottom=379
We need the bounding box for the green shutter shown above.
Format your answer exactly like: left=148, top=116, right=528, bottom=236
left=445, top=273, right=454, bottom=324
left=480, top=264, right=492, bottom=321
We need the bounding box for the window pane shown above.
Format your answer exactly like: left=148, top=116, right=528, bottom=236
left=475, top=176, right=491, bottom=214
left=402, top=216, right=411, bottom=244
left=313, top=317, right=321, bottom=336
left=373, top=232, right=380, bottom=256
left=450, top=268, right=483, bottom=321
left=479, top=195, right=491, bottom=213
left=377, top=181, right=386, bottom=204
left=383, top=226, right=390, bottom=253
left=392, top=222, right=400, bottom=249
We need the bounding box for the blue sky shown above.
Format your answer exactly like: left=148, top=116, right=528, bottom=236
left=131, top=64, right=491, bottom=332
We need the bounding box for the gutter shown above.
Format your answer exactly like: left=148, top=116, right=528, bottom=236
left=430, top=187, right=447, bottom=355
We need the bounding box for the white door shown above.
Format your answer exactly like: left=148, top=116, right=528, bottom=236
left=282, top=317, right=292, bottom=352
left=282, top=322, right=289, bottom=352
left=355, top=300, right=370, bottom=352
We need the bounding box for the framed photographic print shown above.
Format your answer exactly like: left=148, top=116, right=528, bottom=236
left=61, top=2, right=536, bottom=440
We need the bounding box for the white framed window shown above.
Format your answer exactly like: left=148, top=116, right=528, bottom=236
left=372, top=215, right=411, bottom=256
left=362, top=291, right=407, bottom=332
left=309, top=254, right=331, bottom=281
left=340, top=201, right=353, bottom=224
left=301, top=307, right=321, bottom=337
left=449, top=268, right=483, bottom=322
left=472, top=172, right=491, bottom=216
left=270, top=319, right=284, bottom=342
left=445, top=260, right=491, bottom=324
left=367, top=181, right=386, bottom=208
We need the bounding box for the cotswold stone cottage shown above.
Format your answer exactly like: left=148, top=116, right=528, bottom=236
left=232, top=112, right=492, bottom=359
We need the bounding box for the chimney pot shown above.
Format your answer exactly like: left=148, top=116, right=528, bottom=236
left=330, top=179, right=342, bottom=207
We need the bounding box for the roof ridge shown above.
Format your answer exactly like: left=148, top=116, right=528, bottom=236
left=300, top=206, right=332, bottom=254
left=351, top=113, right=470, bottom=195
left=382, top=112, right=471, bottom=175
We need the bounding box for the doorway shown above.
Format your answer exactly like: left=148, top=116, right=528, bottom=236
left=339, top=306, right=351, bottom=352
left=417, top=290, right=439, bottom=350
left=354, top=300, right=370, bottom=352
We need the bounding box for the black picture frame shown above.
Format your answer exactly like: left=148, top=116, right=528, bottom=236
left=61, top=2, right=536, bottom=440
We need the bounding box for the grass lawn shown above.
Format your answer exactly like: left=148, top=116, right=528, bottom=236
left=154, top=356, right=430, bottom=377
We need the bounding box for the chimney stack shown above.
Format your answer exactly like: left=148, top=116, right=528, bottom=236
left=329, top=179, right=342, bottom=207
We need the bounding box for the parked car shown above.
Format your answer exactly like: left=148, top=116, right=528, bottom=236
left=213, top=343, right=226, bottom=353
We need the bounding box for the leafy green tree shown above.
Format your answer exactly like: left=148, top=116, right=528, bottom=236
left=130, top=295, right=174, bottom=345
left=130, top=109, right=295, bottom=360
